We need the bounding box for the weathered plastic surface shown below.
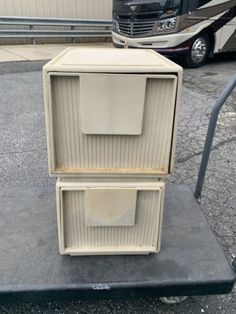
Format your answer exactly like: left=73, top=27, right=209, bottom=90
left=43, top=48, right=182, bottom=176
left=56, top=179, right=165, bottom=255
left=80, top=73, right=146, bottom=135
left=85, top=189, right=137, bottom=227
left=44, top=48, right=183, bottom=73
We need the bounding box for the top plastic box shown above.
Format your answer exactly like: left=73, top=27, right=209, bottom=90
left=43, top=48, right=182, bottom=177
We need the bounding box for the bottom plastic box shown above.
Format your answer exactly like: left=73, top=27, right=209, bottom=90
left=56, top=179, right=165, bottom=255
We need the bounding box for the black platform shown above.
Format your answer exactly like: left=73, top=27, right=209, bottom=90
left=0, top=184, right=235, bottom=301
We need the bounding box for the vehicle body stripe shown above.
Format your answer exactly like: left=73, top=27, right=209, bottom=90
left=176, top=0, right=235, bottom=33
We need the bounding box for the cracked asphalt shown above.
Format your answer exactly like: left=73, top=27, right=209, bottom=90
left=0, top=53, right=236, bottom=313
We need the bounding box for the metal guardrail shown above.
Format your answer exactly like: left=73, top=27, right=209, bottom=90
left=0, top=30, right=112, bottom=38
left=194, top=74, right=236, bottom=199
left=0, top=16, right=112, bottom=27
left=0, top=16, right=112, bottom=38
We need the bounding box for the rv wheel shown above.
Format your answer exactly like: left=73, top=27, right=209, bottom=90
left=185, top=32, right=210, bottom=68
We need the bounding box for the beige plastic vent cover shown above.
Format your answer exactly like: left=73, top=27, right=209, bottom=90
left=56, top=179, right=165, bottom=255
left=44, top=48, right=182, bottom=176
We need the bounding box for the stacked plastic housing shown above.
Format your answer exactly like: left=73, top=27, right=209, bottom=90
left=43, top=48, right=182, bottom=255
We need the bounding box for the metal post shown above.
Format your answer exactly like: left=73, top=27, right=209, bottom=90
left=194, top=74, right=236, bottom=199
left=29, top=25, right=35, bottom=44
left=71, top=25, right=75, bottom=43
left=106, top=26, right=110, bottom=42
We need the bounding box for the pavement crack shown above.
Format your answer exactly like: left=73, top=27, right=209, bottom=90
left=177, top=136, right=236, bottom=164
left=177, top=150, right=203, bottom=163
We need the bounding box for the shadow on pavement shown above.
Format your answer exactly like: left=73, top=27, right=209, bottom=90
left=172, top=51, right=236, bottom=68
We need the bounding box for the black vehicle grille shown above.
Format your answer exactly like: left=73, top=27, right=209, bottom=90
left=117, top=20, right=155, bottom=37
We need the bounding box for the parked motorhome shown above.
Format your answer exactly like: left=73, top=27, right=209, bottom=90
left=112, top=0, right=236, bottom=67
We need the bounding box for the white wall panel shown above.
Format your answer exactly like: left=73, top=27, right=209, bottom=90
left=0, top=0, right=112, bottom=19
left=0, top=0, right=112, bottom=44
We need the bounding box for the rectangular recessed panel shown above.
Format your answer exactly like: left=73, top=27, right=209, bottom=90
left=80, top=74, right=146, bottom=135
left=48, top=48, right=174, bottom=71
left=57, top=181, right=165, bottom=255
left=47, top=74, right=177, bottom=175
left=85, top=189, right=137, bottom=227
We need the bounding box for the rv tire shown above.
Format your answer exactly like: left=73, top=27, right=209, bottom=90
left=185, top=32, right=210, bottom=68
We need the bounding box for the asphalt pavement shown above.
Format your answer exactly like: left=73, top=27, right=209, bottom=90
left=0, top=52, right=236, bottom=313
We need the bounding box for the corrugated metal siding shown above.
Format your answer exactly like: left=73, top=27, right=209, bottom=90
left=0, top=0, right=112, bottom=19
left=0, top=0, right=112, bottom=44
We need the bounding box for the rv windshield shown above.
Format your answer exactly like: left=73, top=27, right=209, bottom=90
left=114, top=0, right=182, bottom=19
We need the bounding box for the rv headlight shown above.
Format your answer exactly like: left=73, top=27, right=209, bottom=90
left=112, top=20, right=118, bottom=31
left=156, top=17, right=177, bottom=32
